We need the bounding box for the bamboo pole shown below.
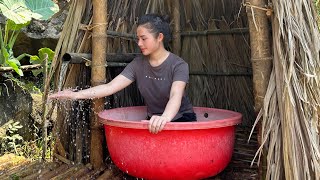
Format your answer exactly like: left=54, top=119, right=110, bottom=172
left=0, top=64, right=42, bottom=73
left=180, top=28, right=249, bottom=36
left=246, top=0, right=272, bottom=179
left=172, top=0, right=181, bottom=55
left=80, top=28, right=250, bottom=39
left=41, top=54, right=49, bottom=161
left=246, top=0, right=272, bottom=112
left=90, top=0, right=107, bottom=169
left=106, top=30, right=136, bottom=39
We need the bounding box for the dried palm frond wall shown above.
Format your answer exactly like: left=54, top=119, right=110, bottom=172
left=179, top=1, right=253, bottom=126
left=251, top=0, right=320, bottom=179
left=51, top=0, right=253, bottom=164
left=104, top=0, right=254, bottom=125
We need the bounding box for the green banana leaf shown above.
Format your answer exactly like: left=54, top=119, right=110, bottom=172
left=0, top=0, right=59, bottom=24
left=25, top=0, right=59, bottom=20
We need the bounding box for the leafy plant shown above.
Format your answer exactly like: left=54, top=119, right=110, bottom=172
left=0, top=0, right=59, bottom=76
left=1, top=73, right=41, bottom=93
left=0, top=121, right=23, bottom=155
left=29, top=47, right=55, bottom=76
left=0, top=121, right=53, bottom=160
left=20, top=124, right=53, bottom=160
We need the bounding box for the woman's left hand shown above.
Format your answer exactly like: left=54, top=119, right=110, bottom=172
left=148, top=115, right=171, bottom=134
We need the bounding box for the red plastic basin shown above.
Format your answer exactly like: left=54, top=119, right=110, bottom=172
left=99, top=106, right=242, bottom=180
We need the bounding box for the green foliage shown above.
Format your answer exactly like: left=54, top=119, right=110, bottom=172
left=0, top=121, right=23, bottom=155
left=29, top=47, right=55, bottom=76
left=0, top=0, right=59, bottom=76
left=0, top=0, right=32, bottom=24
left=0, top=0, right=59, bottom=25
left=10, top=174, right=19, bottom=180
left=21, top=124, right=54, bottom=160
left=0, top=121, right=53, bottom=160
left=1, top=73, right=41, bottom=94
left=25, top=0, right=59, bottom=21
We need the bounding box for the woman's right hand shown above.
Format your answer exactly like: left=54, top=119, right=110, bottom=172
left=48, top=89, right=77, bottom=100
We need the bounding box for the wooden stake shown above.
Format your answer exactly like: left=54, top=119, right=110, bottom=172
left=42, top=53, right=49, bottom=161
left=91, top=0, right=107, bottom=169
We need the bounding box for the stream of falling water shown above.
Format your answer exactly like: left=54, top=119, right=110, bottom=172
left=57, top=61, right=70, bottom=91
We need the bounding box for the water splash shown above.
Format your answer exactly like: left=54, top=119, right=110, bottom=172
left=58, top=61, right=70, bottom=91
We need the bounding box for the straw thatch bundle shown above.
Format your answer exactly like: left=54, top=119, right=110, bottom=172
left=251, top=0, right=320, bottom=179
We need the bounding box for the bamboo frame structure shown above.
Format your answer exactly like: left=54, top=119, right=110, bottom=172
left=2, top=0, right=318, bottom=179
left=180, top=28, right=249, bottom=36
left=43, top=0, right=255, bottom=178
left=78, top=28, right=249, bottom=41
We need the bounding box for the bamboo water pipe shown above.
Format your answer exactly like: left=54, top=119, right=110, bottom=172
left=62, top=53, right=139, bottom=67
left=91, top=0, right=107, bottom=169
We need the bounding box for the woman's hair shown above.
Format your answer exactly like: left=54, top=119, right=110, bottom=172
left=137, top=14, right=172, bottom=46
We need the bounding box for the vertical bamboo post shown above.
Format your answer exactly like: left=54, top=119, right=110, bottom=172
left=246, top=0, right=272, bottom=179
left=172, top=0, right=181, bottom=56
left=42, top=54, right=49, bottom=161
left=91, top=0, right=107, bottom=169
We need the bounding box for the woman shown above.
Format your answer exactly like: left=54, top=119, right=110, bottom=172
left=49, top=14, right=196, bottom=134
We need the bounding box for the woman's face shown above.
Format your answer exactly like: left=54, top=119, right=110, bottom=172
left=136, top=25, right=163, bottom=56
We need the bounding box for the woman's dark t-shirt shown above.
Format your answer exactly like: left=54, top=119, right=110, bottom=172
left=120, top=53, right=193, bottom=120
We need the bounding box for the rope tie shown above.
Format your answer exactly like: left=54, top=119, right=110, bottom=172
left=243, top=2, right=273, bottom=15
left=79, top=23, right=108, bottom=38
left=87, top=23, right=109, bottom=31
left=243, top=2, right=273, bottom=31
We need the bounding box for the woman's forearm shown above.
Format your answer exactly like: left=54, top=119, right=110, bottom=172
left=49, top=75, right=133, bottom=100
left=162, top=81, right=186, bottom=121
left=74, top=84, right=112, bottom=99
left=162, top=95, right=182, bottom=121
